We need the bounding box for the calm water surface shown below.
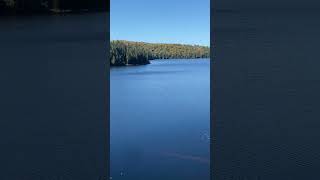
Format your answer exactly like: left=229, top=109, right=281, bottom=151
left=110, top=59, right=210, bottom=180
left=1, top=13, right=108, bottom=179
left=213, top=9, right=320, bottom=179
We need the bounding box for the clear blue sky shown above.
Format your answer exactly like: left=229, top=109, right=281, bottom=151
left=111, top=0, right=210, bottom=46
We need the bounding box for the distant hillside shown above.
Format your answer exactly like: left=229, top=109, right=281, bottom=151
left=110, top=40, right=210, bottom=66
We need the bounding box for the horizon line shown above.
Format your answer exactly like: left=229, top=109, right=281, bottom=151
left=110, top=39, right=210, bottom=47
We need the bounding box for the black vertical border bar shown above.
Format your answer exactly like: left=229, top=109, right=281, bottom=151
left=105, top=0, right=111, bottom=179
left=209, top=2, right=320, bottom=180
left=106, top=0, right=111, bottom=179
left=210, top=0, right=216, bottom=179
left=0, top=1, right=111, bottom=180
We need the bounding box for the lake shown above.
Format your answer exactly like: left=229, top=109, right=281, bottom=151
left=1, top=13, right=109, bottom=180
left=213, top=8, right=320, bottom=179
left=110, top=59, right=210, bottom=180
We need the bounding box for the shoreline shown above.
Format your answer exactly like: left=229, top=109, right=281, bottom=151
left=110, top=58, right=210, bottom=67
left=110, top=40, right=210, bottom=66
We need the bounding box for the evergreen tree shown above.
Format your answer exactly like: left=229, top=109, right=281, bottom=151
left=110, top=40, right=210, bottom=66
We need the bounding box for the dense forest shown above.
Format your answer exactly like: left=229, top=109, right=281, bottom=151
left=110, top=40, right=210, bottom=66
left=0, top=0, right=108, bottom=14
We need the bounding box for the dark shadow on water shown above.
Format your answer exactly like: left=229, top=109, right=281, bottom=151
left=123, top=70, right=187, bottom=76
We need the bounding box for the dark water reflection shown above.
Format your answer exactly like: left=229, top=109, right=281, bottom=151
left=1, top=13, right=108, bottom=180
left=213, top=8, right=320, bottom=179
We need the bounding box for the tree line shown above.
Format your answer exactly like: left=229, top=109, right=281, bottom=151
left=110, top=40, right=210, bottom=66
left=0, top=0, right=108, bottom=14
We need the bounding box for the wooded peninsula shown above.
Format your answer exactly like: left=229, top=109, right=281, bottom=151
left=110, top=40, right=210, bottom=66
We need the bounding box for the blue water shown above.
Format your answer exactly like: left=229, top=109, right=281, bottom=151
left=110, top=59, right=210, bottom=180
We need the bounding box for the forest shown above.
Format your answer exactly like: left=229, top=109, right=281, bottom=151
left=0, top=0, right=108, bottom=14
left=110, top=40, right=210, bottom=66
